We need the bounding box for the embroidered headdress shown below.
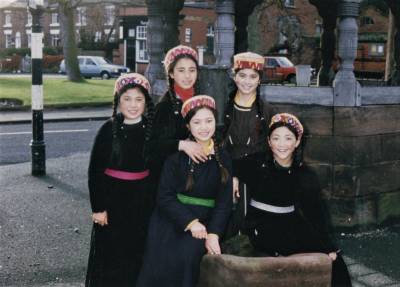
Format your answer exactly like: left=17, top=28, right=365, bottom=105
left=233, top=52, right=265, bottom=71
left=181, top=95, right=216, bottom=118
left=164, top=45, right=198, bottom=74
left=269, top=113, right=304, bottom=138
left=114, top=73, right=151, bottom=95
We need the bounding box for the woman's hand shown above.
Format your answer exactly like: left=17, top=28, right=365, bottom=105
left=92, top=211, right=108, bottom=226
left=206, top=234, right=221, bottom=255
left=189, top=221, right=208, bottom=239
left=233, top=177, right=240, bottom=199
left=328, top=252, right=337, bottom=261
left=179, top=140, right=207, bottom=164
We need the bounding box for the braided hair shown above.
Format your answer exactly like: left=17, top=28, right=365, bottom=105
left=110, top=83, right=155, bottom=166
left=183, top=106, right=229, bottom=192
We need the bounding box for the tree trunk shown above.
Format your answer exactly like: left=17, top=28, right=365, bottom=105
left=384, top=0, right=400, bottom=85
left=385, top=11, right=395, bottom=82
left=59, top=2, right=84, bottom=82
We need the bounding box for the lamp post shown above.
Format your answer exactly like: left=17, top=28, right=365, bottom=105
left=27, top=0, right=46, bottom=176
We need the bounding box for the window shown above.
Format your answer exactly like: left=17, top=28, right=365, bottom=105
left=266, top=58, right=279, bottom=67
left=136, top=25, right=148, bottom=63
left=4, top=11, right=12, bottom=27
left=76, top=7, right=87, bottom=26
left=27, top=12, right=32, bottom=27
left=51, top=13, right=59, bottom=25
left=185, top=28, right=192, bottom=43
left=369, top=43, right=384, bottom=56
left=360, top=16, right=374, bottom=26
left=78, top=58, right=85, bottom=65
left=27, top=33, right=31, bottom=48
left=315, top=19, right=323, bottom=36
left=95, top=31, right=102, bottom=42
left=15, top=32, right=21, bottom=48
left=104, top=29, right=116, bottom=42
left=51, top=34, right=60, bottom=46
left=206, top=25, right=214, bottom=54
left=5, top=34, right=13, bottom=48
left=105, top=5, right=115, bottom=26
left=284, top=0, right=295, bottom=8
left=86, top=58, right=96, bottom=66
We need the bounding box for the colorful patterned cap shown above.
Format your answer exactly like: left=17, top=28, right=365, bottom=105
left=233, top=52, right=265, bottom=71
left=114, top=73, right=151, bottom=95
left=181, top=95, right=216, bottom=118
left=164, top=45, right=198, bottom=74
left=269, top=113, right=304, bottom=138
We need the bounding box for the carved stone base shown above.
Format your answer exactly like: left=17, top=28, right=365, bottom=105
left=198, top=253, right=332, bottom=287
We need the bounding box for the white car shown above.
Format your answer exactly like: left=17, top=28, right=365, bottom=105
left=59, top=56, right=130, bottom=79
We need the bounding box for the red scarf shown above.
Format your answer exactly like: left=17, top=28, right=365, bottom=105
left=174, top=83, right=194, bottom=103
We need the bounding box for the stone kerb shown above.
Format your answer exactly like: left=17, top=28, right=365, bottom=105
left=197, top=253, right=332, bottom=287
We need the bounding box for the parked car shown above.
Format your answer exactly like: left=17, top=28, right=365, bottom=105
left=262, top=56, right=296, bottom=84
left=59, top=56, right=130, bottom=79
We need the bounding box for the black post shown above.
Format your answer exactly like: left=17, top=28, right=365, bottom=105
left=28, top=2, right=46, bottom=176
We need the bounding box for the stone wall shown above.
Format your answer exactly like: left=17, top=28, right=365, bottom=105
left=267, top=103, right=400, bottom=230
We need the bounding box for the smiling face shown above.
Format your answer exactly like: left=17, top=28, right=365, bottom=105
left=170, top=57, right=198, bottom=89
left=119, top=88, right=146, bottom=121
left=234, top=68, right=260, bottom=96
left=187, top=108, right=216, bottom=144
left=268, top=126, right=300, bottom=167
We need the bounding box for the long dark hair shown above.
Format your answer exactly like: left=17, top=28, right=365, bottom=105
left=223, top=68, right=268, bottom=142
left=110, top=83, right=155, bottom=166
left=183, top=106, right=229, bottom=191
left=268, top=121, right=304, bottom=167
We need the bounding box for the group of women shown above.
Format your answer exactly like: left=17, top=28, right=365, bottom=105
left=85, top=45, right=352, bottom=287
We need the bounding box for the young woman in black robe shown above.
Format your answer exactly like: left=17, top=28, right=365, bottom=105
left=85, top=73, right=154, bottom=287
left=137, top=95, right=233, bottom=287
left=148, top=45, right=208, bottom=185
left=223, top=52, right=275, bottom=237
left=235, top=113, right=352, bottom=287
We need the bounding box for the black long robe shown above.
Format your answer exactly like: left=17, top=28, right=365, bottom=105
left=85, top=117, right=154, bottom=287
left=236, top=156, right=352, bottom=287
left=137, top=151, right=233, bottom=287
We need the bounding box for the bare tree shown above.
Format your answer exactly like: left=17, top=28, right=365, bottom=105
left=51, top=0, right=83, bottom=82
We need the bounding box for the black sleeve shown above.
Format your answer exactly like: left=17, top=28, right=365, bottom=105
left=88, top=120, right=112, bottom=213
left=297, top=167, right=337, bottom=252
left=148, top=101, right=180, bottom=165
left=207, top=151, right=233, bottom=237
left=156, top=153, right=198, bottom=231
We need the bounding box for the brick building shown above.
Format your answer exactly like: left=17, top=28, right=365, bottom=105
left=0, top=0, right=390, bottom=73
left=0, top=0, right=215, bottom=73
left=114, top=1, right=215, bottom=73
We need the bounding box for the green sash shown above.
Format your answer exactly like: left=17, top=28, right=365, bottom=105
left=177, top=193, right=215, bottom=208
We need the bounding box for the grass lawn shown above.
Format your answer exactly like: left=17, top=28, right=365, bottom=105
left=0, top=78, right=114, bottom=107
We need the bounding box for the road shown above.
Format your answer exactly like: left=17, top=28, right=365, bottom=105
left=0, top=120, right=103, bottom=166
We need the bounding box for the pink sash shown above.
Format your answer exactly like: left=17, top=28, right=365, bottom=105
left=104, top=168, right=150, bottom=181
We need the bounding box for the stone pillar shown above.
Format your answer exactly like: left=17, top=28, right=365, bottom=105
left=317, top=6, right=337, bottom=86
left=215, top=0, right=235, bottom=66
left=163, top=1, right=184, bottom=51
left=333, top=0, right=361, bottom=106
left=145, top=0, right=166, bottom=97
left=145, top=0, right=184, bottom=97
